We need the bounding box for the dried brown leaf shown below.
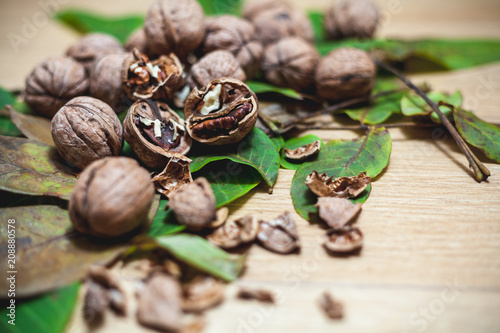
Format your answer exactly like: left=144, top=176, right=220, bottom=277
left=8, top=105, right=54, bottom=146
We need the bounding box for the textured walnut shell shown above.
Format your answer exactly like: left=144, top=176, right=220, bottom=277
left=306, top=171, right=371, bottom=198
left=168, top=177, right=217, bottom=231
left=187, top=51, right=246, bottom=89
left=207, top=215, right=259, bottom=249
left=285, top=140, right=321, bottom=160
left=122, top=49, right=184, bottom=101
left=184, top=78, right=258, bottom=145
left=151, top=153, right=193, bottom=198
left=315, top=48, right=376, bottom=101
left=69, top=157, right=155, bottom=238
left=325, top=0, right=379, bottom=40
left=257, top=211, right=300, bottom=254
left=144, top=0, right=205, bottom=58
left=324, top=226, right=363, bottom=253
left=182, top=276, right=225, bottom=313
left=125, top=28, right=149, bottom=53
left=51, top=96, right=123, bottom=170
left=315, top=197, right=362, bottom=229
left=251, top=7, right=314, bottom=46
left=67, top=33, right=124, bottom=72
left=123, top=99, right=192, bottom=170
left=24, top=57, right=89, bottom=118
left=242, top=0, right=291, bottom=21
left=262, top=37, right=319, bottom=91
left=203, top=16, right=264, bottom=78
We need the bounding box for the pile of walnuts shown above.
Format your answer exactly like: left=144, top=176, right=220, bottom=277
left=21, top=0, right=380, bottom=239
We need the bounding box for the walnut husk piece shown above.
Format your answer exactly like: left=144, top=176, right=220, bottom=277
left=187, top=51, right=246, bottom=89
left=207, top=215, right=259, bottom=249
left=67, top=33, right=124, bottom=72
left=51, top=96, right=123, bottom=170
left=257, top=211, right=300, bottom=254
left=24, top=56, right=89, bottom=118
left=318, top=292, right=344, bottom=319
left=315, top=48, right=376, bottom=101
left=203, top=16, right=264, bottom=78
left=144, top=0, right=206, bottom=58
left=315, top=197, right=362, bottom=229
left=124, top=99, right=192, bottom=169
left=184, top=77, right=258, bottom=145
left=69, top=157, right=155, bottom=238
left=169, top=177, right=217, bottom=231
left=182, top=275, right=225, bottom=313
left=325, top=0, right=379, bottom=40
left=152, top=153, right=193, bottom=198
left=285, top=140, right=321, bottom=160
left=324, top=226, right=363, bottom=253
left=306, top=171, right=371, bottom=198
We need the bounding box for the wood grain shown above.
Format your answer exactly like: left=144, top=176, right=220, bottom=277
left=0, top=0, right=499, bottom=332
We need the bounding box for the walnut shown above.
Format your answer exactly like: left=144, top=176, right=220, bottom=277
left=325, top=0, right=379, bottom=40
left=242, top=0, right=292, bottom=21
left=181, top=275, right=225, bottom=313
left=315, top=48, right=376, bottom=101
left=66, top=33, right=124, bottom=72
left=285, top=140, right=321, bottom=160
left=184, top=78, right=258, bottom=145
left=186, top=51, right=246, bottom=89
left=144, top=0, right=206, bottom=59
left=306, top=171, right=371, bottom=198
left=24, top=57, right=89, bottom=118
left=123, top=99, right=192, bottom=170
left=168, top=177, right=217, bottom=231
left=257, top=211, right=300, bottom=254
left=203, top=15, right=264, bottom=78
left=261, top=37, right=319, bottom=91
left=251, top=7, right=314, bottom=46
left=152, top=153, right=193, bottom=198
left=125, top=28, right=149, bottom=54
left=51, top=96, right=123, bottom=170
left=207, top=215, right=259, bottom=249
left=315, top=197, right=362, bottom=229
left=69, top=157, right=155, bottom=238
left=323, top=226, right=363, bottom=254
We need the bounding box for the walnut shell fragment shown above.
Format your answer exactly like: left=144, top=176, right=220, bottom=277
left=124, top=99, right=192, bottom=169
left=182, top=275, right=225, bottom=313
left=306, top=171, right=371, bottom=198
left=207, top=215, right=259, bottom=249
left=318, top=292, right=344, bottom=319
left=324, top=226, right=363, bottom=254
left=315, top=197, right=362, bottom=229
left=184, top=78, right=258, bottom=145
left=87, top=266, right=127, bottom=315
left=169, top=177, right=217, bottom=231
left=237, top=287, right=275, bottom=303
left=257, top=211, right=300, bottom=254
left=137, top=273, right=183, bottom=332
left=285, top=140, right=321, bottom=160
left=152, top=153, right=193, bottom=198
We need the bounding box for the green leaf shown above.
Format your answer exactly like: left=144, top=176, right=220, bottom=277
left=156, top=234, right=245, bottom=281
left=280, top=135, right=322, bottom=170
left=291, top=127, right=392, bottom=220
left=454, top=108, right=500, bottom=164
left=0, top=205, right=127, bottom=296
left=246, top=81, right=302, bottom=100
left=190, top=128, right=280, bottom=187
left=194, top=161, right=261, bottom=207
left=271, top=135, right=285, bottom=152
left=0, top=88, right=22, bottom=137
left=308, top=11, right=326, bottom=41
left=401, top=90, right=462, bottom=123
left=197, top=0, right=243, bottom=16
left=345, top=91, right=406, bottom=125
left=316, top=38, right=500, bottom=71
left=148, top=199, right=186, bottom=237
left=0, top=136, right=77, bottom=200
left=0, top=283, right=80, bottom=333
left=54, top=9, right=144, bottom=43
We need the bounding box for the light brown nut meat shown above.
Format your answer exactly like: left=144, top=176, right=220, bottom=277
left=315, top=197, right=362, bottom=229
left=284, top=140, right=321, bottom=160
left=323, top=226, right=363, bottom=254
left=306, top=171, right=371, bottom=198
left=257, top=211, right=300, bottom=254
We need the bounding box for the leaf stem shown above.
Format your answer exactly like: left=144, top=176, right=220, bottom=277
left=296, top=122, right=441, bottom=131
left=374, top=59, right=490, bottom=182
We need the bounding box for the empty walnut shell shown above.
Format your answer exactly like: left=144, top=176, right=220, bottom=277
left=152, top=153, right=193, bottom=198
left=257, top=211, right=300, bottom=254
left=207, top=215, right=259, bottom=249
left=144, top=0, right=205, bottom=58
left=124, top=99, right=192, bottom=169
left=168, top=177, right=217, bottom=231
left=323, top=226, right=363, bottom=253
left=325, top=0, right=379, bottom=40
left=67, top=33, right=124, bottom=72
left=69, top=157, right=155, bottom=238
left=242, top=0, right=292, bottom=21
left=315, top=197, right=362, bottom=229
left=186, top=51, right=246, bottom=89
left=306, top=171, right=371, bottom=198
left=315, top=48, right=376, bottom=101
left=51, top=96, right=123, bottom=170
left=285, top=140, right=321, bottom=160
left=262, top=37, right=319, bottom=91
left=24, top=56, right=89, bottom=118
left=203, top=16, right=264, bottom=78
left=184, top=78, right=258, bottom=145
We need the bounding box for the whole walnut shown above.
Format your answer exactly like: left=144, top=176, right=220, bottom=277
left=261, top=37, right=319, bottom=91
left=144, top=0, right=205, bottom=59
left=66, top=33, right=124, bottom=72
left=69, top=157, right=155, bottom=238
left=51, top=96, right=123, bottom=170
left=242, top=0, right=291, bottom=21
left=325, top=0, right=379, bottom=39
left=251, top=7, right=314, bottom=46
left=187, top=51, right=246, bottom=89
left=125, top=28, right=149, bottom=53
left=203, top=15, right=264, bottom=78
left=315, top=48, right=376, bottom=101
left=24, top=57, right=89, bottom=118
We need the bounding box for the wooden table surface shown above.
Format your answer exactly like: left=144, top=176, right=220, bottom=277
left=1, top=0, right=500, bottom=332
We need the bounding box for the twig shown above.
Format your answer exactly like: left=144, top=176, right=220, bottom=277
left=374, top=59, right=490, bottom=182
left=296, top=122, right=441, bottom=131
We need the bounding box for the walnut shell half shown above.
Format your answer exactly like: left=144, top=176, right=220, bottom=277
left=124, top=99, right=192, bottom=169
left=184, top=78, right=258, bottom=145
